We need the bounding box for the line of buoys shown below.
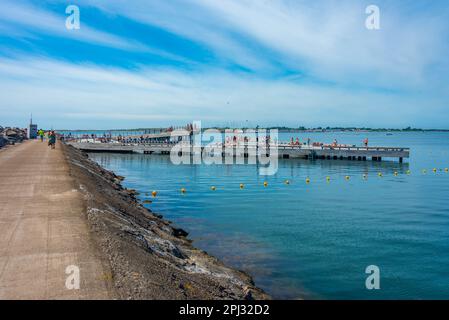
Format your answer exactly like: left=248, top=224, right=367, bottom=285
left=151, top=167, right=448, bottom=196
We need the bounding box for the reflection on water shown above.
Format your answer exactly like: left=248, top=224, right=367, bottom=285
left=89, top=132, right=449, bottom=299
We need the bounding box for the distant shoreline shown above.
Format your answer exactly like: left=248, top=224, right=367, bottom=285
left=56, top=127, right=449, bottom=133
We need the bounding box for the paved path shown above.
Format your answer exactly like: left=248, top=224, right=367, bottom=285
left=0, top=140, right=112, bottom=299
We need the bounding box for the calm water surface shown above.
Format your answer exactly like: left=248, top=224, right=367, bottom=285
left=89, top=132, right=449, bottom=299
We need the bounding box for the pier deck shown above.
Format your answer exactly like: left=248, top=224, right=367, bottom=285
left=68, top=142, right=410, bottom=162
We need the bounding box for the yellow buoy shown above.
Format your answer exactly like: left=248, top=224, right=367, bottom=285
left=433, top=168, right=437, bottom=173
left=345, top=175, right=350, bottom=180
left=211, top=186, right=216, bottom=191
left=305, top=178, right=310, bottom=184
left=181, top=188, right=186, bottom=194
left=406, top=170, right=411, bottom=175
left=151, top=191, right=157, bottom=197
left=240, top=183, right=244, bottom=189
left=284, top=180, right=290, bottom=185
left=445, top=168, right=448, bottom=172
left=263, top=181, right=268, bottom=187
left=326, top=176, right=331, bottom=182
left=378, top=172, right=383, bottom=177
left=394, top=172, right=398, bottom=176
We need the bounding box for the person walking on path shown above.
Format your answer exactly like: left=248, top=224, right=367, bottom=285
left=38, top=129, right=44, bottom=142
left=48, top=131, right=56, bottom=149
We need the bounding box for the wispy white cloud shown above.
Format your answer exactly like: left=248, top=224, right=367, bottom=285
left=0, top=0, right=191, bottom=62
left=1, top=56, right=446, bottom=129
left=78, top=0, right=277, bottom=71
left=77, top=0, right=449, bottom=89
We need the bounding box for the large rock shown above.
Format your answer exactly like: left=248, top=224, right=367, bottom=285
left=0, top=136, right=6, bottom=148
left=0, top=127, right=27, bottom=144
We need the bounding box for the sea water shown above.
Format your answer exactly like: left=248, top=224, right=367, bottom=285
left=88, top=131, right=449, bottom=299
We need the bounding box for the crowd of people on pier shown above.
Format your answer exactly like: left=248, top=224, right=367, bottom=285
left=287, top=137, right=369, bottom=148
left=61, top=128, right=371, bottom=149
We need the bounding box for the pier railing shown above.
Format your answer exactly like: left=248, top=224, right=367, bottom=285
left=66, top=138, right=409, bottom=151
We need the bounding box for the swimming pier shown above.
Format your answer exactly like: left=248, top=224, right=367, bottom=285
left=67, top=141, right=410, bottom=163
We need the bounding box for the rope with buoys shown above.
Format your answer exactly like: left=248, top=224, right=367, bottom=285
left=148, top=166, right=449, bottom=196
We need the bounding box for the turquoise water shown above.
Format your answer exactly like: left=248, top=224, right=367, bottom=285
left=88, top=132, right=449, bottom=299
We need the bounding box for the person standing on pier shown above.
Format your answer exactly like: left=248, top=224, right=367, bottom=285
left=364, top=138, right=369, bottom=147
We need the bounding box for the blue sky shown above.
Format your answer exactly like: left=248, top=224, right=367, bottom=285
left=0, top=0, right=448, bottom=129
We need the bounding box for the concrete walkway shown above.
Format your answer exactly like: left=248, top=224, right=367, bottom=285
left=0, top=140, right=111, bottom=299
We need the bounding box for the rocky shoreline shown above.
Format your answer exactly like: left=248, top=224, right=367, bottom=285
left=62, top=142, right=269, bottom=300
left=0, top=126, right=27, bottom=148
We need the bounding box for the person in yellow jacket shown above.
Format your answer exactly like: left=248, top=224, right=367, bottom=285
left=38, top=129, right=44, bottom=142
